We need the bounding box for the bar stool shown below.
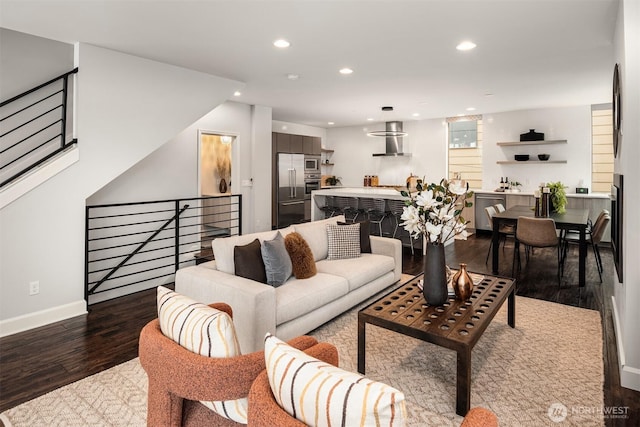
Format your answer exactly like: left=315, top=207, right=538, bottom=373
left=387, top=199, right=420, bottom=255
left=319, top=196, right=339, bottom=219
left=358, top=198, right=388, bottom=236
left=335, top=196, right=359, bottom=223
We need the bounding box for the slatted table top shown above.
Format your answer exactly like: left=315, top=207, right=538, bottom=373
left=358, top=272, right=516, bottom=352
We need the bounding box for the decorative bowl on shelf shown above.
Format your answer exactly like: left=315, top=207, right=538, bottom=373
left=514, top=154, right=529, bottom=161
left=538, top=154, right=550, bottom=161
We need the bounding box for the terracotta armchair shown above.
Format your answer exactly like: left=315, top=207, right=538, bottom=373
left=139, top=302, right=330, bottom=427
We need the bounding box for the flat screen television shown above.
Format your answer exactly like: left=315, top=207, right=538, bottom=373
left=611, top=174, right=623, bottom=282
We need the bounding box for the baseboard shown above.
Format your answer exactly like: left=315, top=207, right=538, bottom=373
left=611, top=295, right=640, bottom=391
left=0, top=300, right=87, bottom=338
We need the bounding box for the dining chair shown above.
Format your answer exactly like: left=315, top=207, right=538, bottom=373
left=513, top=216, right=562, bottom=283
left=484, top=206, right=515, bottom=264
left=562, top=211, right=610, bottom=282
left=494, top=203, right=506, bottom=213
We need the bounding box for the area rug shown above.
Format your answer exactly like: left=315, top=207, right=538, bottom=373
left=1, top=293, right=604, bottom=426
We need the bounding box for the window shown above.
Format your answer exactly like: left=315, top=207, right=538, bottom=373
left=591, top=104, right=613, bottom=193
left=447, top=115, right=483, bottom=189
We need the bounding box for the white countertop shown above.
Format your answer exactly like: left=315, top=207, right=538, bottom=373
left=312, top=187, right=405, bottom=199
left=472, top=189, right=610, bottom=199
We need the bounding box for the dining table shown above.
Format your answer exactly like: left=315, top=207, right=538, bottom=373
left=492, top=205, right=590, bottom=287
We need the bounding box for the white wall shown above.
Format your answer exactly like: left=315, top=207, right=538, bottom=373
left=88, top=101, right=273, bottom=234
left=272, top=120, right=326, bottom=139
left=325, top=119, right=448, bottom=187
left=613, top=0, right=640, bottom=392
left=483, top=106, right=592, bottom=193
left=0, top=43, right=241, bottom=335
left=0, top=28, right=74, bottom=100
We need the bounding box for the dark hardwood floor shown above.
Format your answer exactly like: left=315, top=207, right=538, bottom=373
left=1, top=233, right=638, bottom=425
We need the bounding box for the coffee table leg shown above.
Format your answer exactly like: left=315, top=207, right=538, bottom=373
left=508, top=287, right=516, bottom=328
left=456, top=348, right=471, bottom=416
left=357, top=318, right=366, bottom=374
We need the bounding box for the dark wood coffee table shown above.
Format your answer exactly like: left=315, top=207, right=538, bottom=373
left=358, top=272, right=516, bottom=416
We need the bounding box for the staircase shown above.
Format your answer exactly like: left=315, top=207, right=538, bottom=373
left=0, top=68, right=79, bottom=207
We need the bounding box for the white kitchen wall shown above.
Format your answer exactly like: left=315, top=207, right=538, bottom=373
left=483, top=106, right=593, bottom=193
left=272, top=120, right=326, bottom=139
left=325, top=119, right=447, bottom=187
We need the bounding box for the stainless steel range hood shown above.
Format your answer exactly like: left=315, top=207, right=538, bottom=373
left=370, top=121, right=412, bottom=157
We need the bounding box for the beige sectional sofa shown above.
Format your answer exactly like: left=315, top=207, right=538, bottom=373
left=175, top=215, right=402, bottom=353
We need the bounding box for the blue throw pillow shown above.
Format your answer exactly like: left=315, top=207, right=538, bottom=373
left=261, top=232, right=292, bottom=287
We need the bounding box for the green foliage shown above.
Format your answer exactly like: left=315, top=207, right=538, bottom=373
left=547, top=181, right=567, bottom=214
left=325, top=176, right=341, bottom=186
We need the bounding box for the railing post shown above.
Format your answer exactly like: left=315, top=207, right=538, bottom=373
left=84, top=205, right=90, bottom=311
left=61, top=74, right=69, bottom=148
left=175, top=200, right=180, bottom=272
left=238, top=195, right=242, bottom=235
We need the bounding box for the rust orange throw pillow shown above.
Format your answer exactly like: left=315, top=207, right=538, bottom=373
left=284, top=232, right=317, bottom=279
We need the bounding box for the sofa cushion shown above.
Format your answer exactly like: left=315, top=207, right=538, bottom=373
left=156, top=286, right=247, bottom=424
left=326, top=223, right=361, bottom=260
left=234, top=239, right=267, bottom=284
left=284, top=232, right=317, bottom=279
left=212, top=227, right=295, bottom=275
left=293, top=215, right=345, bottom=261
left=261, top=232, right=292, bottom=287
left=264, top=333, right=406, bottom=427
left=338, top=220, right=371, bottom=253
left=275, top=273, right=349, bottom=325
left=316, top=253, right=396, bottom=292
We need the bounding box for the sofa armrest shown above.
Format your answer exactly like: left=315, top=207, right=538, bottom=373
left=175, top=266, right=277, bottom=353
left=370, top=235, right=402, bottom=282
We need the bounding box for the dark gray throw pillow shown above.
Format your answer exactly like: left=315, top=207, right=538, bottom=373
left=338, top=220, right=372, bottom=253
left=234, top=239, right=267, bottom=283
left=261, top=232, right=292, bottom=287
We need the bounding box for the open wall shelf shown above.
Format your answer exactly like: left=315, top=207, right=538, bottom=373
left=497, top=160, right=567, bottom=164
left=496, top=139, right=567, bottom=146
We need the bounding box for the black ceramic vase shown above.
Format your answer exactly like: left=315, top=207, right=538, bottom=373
left=423, top=242, right=448, bottom=306
left=219, top=178, right=228, bottom=193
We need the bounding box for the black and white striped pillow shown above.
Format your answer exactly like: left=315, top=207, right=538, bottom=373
left=326, top=223, right=361, bottom=260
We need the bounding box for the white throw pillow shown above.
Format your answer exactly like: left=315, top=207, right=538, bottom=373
left=264, top=333, right=406, bottom=427
left=157, top=286, right=247, bottom=424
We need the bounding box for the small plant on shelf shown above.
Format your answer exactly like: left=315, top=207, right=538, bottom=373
left=325, top=175, right=341, bottom=186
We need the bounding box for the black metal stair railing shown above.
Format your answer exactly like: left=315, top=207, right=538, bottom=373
left=0, top=68, right=79, bottom=188
left=85, top=195, right=242, bottom=304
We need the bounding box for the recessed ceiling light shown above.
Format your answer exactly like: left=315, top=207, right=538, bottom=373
left=456, top=41, right=477, bottom=51
left=281, top=125, right=288, bottom=130
left=339, top=68, right=353, bottom=75
left=367, top=118, right=374, bottom=121
left=466, top=107, right=476, bottom=111
left=412, top=113, right=420, bottom=117
left=233, top=91, right=242, bottom=97
left=273, top=39, right=290, bottom=48
left=328, top=122, right=335, bottom=125
left=286, top=73, right=299, bottom=80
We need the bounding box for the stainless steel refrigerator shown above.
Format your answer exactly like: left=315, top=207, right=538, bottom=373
left=277, top=153, right=305, bottom=227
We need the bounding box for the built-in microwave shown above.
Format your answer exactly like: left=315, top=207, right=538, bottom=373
left=304, top=155, right=321, bottom=173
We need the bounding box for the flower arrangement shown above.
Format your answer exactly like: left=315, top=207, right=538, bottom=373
left=399, top=178, right=474, bottom=244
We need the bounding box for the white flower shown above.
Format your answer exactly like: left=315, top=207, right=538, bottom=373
left=399, top=178, right=473, bottom=244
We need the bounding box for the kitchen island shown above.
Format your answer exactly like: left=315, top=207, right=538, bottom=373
left=311, top=187, right=405, bottom=221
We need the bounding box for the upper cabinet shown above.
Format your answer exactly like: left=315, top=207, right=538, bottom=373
left=273, top=132, right=321, bottom=154
left=496, top=139, right=568, bottom=164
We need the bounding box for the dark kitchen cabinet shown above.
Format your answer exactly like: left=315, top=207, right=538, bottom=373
left=276, top=132, right=290, bottom=153
left=290, top=134, right=303, bottom=153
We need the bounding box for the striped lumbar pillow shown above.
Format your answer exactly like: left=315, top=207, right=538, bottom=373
left=157, top=286, right=247, bottom=424
left=264, top=333, right=406, bottom=427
